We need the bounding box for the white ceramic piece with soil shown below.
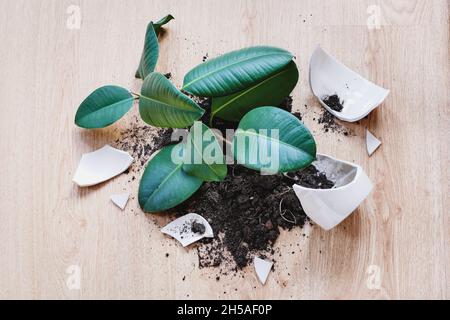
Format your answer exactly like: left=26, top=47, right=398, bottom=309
left=161, top=213, right=214, bottom=247
left=73, top=145, right=133, bottom=187
left=254, top=257, right=273, bottom=285
left=366, top=129, right=382, bottom=156
left=309, top=46, right=389, bottom=122
left=111, top=193, right=130, bottom=210
left=293, top=154, right=373, bottom=230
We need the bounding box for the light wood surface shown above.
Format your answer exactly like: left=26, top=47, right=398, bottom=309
left=0, top=0, right=448, bottom=300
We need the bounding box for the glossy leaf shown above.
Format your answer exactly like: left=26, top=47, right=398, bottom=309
left=211, top=61, right=299, bottom=122
left=135, top=22, right=159, bottom=79
left=182, top=122, right=227, bottom=181
left=153, top=14, right=174, bottom=34
left=139, top=72, right=205, bottom=128
left=75, top=86, right=134, bottom=129
left=233, top=107, right=316, bottom=173
left=182, top=46, right=293, bottom=97
left=139, top=144, right=203, bottom=213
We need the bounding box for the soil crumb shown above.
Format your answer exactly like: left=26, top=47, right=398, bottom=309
left=322, top=94, right=343, bottom=112
left=191, top=221, right=206, bottom=235
left=170, top=164, right=334, bottom=271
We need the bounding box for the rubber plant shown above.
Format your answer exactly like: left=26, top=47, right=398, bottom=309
left=74, top=15, right=316, bottom=213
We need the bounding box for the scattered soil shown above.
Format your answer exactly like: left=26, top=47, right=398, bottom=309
left=322, top=94, right=343, bottom=112
left=170, top=164, right=334, bottom=270
left=316, top=110, right=351, bottom=135
left=113, top=117, right=174, bottom=173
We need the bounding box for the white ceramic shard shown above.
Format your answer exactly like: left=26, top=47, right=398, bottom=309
left=254, top=257, right=273, bottom=285
left=366, top=129, right=381, bottom=156
left=293, top=154, right=373, bottom=230
left=161, top=213, right=214, bottom=247
left=309, top=46, right=389, bottom=122
left=111, top=193, right=130, bottom=210
left=73, top=145, right=133, bottom=187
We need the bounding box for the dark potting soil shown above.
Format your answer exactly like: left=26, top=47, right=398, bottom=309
left=322, top=94, right=344, bottom=112
left=191, top=221, right=206, bottom=235
left=170, top=164, right=334, bottom=270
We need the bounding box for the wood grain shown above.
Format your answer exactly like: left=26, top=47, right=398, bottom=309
left=0, top=0, right=448, bottom=299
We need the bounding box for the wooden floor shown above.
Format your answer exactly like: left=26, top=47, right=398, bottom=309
left=0, top=0, right=448, bottom=299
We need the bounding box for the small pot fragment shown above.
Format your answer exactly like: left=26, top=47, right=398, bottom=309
left=293, top=154, right=373, bottom=230
left=366, top=129, right=381, bottom=156
left=73, top=145, right=133, bottom=187
left=309, top=46, right=389, bottom=122
left=111, top=193, right=130, bottom=210
left=161, top=213, right=214, bottom=247
left=254, top=257, right=273, bottom=285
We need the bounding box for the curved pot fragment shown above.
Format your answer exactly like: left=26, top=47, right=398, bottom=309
left=161, top=213, right=214, bottom=247
left=73, top=145, right=133, bottom=187
left=309, top=46, right=389, bottom=122
left=293, top=154, right=373, bottom=230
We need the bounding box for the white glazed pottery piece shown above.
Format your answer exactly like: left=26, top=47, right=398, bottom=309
left=366, top=129, right=381, bottom=156
left=254, top=257, right=273, bottom=285
left=73, top=145, right=133, bottom=187
left=309, top=46, right=389, bottom=122
left=161, top=213, right=214, bottom=247
left=293, top=154, right=373, bottom=230
left=111, top=193, right=130, bottom=210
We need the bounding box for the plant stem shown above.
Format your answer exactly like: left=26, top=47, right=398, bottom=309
left=209, top=114, right=214, bottom=127
left=131, top=91, right=141, bottom=100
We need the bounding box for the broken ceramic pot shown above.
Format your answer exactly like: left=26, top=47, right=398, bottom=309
left=161, top=213, right=214, bottom=247
left=293, top=154, right=373, bottom=230
left=73, top=145, right=133, bottom=187
left=254, top=257, right=273, bottom=285
left=111, top=193, right=130, bottom=210
left=366, top=129, right=381, bottom=156
left=309, top=46, right=389, bottom=122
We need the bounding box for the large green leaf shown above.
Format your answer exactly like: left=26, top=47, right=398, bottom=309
left=182, top=46, right=293, bottom=97
left=233, top=107, right=316, bottom=173
left=139, top=144, right=203, bottom=213
left=211, top=61, right=299, bottom=122
left=135, top=22, right=159, bottom=79
left=75, top=85, right=134, bottom=129
left=139, top=72, right=205, bottom=128
left=153, top=14, right=174, bottom=34
left=182, top=122, right=227, bottom=181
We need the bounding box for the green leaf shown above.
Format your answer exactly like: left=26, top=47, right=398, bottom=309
left=233, top=107, right=316, bottom=173
left=153, top=14, right=174, bottom=34
left=182, top=122, right=227, bottom=181
left=136, top=22, right=159, bottom=79
left=75, top=85, right=134, bottom=129
left=139, top=144, right=203, bottom=213
left=139, top=72, right=205, bottom=128
left=182, top=46, right=294, bottom=97
left=211, top=61, right=299, bottom=122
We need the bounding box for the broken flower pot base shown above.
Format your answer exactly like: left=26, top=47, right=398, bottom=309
left=293, top=154, right=373, bottom=230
